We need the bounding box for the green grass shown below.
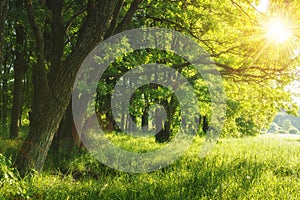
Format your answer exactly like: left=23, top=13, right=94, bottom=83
left=1, top=134, right=300, bottom=199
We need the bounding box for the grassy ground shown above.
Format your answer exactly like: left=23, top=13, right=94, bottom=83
left=0, top=133, right=300, bottom=199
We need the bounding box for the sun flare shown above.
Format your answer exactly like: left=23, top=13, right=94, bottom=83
left=265, top=18, right=293, bottom=43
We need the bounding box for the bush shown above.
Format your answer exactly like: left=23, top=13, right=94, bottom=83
left=278, top=130, right=288, bottom=134
left=0, top=154, right=28, bottom=199
left=0, top=139, right=22, bottom=159
left=288, top=128, right=299, bottom=135
left=235, top=117, right=259, bottom=136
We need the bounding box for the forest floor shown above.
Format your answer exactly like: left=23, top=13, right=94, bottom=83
left=0, top=133, right=300, bottom=199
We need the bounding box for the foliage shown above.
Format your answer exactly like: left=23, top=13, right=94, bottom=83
left=0, top=138, right=22, bottom=159
left=0, top=154, right=28, bottom=199
left=93, top=0, right=300, bottom=138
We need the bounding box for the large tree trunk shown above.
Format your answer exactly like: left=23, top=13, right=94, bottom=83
left=51, top=0, right=143, bottom=152
left=14, top=0, right=135, bottom=175
left=51, top=90, right=89, bottom=154
left=51, top=100, right=77, bottom=154
left=10, top=0, right=26, bottom=138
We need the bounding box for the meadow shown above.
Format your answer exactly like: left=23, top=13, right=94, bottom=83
left=0, top=133, right=299, bottom=199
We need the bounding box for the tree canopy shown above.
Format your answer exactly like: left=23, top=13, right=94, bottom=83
left=0, top=0, right=299, bottom=174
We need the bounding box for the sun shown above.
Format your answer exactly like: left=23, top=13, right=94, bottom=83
left=265, top=18, right=293, bottom=43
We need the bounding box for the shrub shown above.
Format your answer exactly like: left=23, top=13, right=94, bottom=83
left=288, top=128, right=299, bottom=135
left=278, top=130, right=288, bottom=134
left=235, top=117, right=259, bottom=136
left=0, top=139, right=23, bottom=159
left=0, top=154, right=28, bottom=199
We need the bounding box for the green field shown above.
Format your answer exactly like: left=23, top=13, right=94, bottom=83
left=1, top=134, right=299, bottom=200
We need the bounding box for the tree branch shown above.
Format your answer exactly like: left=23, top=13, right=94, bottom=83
left=115, top=0, right=143, bottom=33
left=25, top=0, right=49, bottom=112
left=104, top=0, right=124, bottom=38
left=64, top=7, right=87, bottom=33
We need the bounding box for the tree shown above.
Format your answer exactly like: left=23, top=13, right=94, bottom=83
left=91, top=0, right=300, bottom=140
left=282, top=119, right=293, bottom=131
left=0, top=0, right=8, bottom=129
left=14, top=0, right=143, bottom=175
left=10, top=0, right=27, bottom=138
left=10, top=0, right=300, bottom=175
left=0, top=0, right=8, bottom=66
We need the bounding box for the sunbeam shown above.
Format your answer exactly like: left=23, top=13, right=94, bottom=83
left=265, top=17, right=292, bottom=43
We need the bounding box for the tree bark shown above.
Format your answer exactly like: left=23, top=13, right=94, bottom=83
left=10, top=0, right=27, bottom=138
left=15, top=0, right=125, bottom=175
left=1, top=50, right=10, bottom=128
left=52, top=0, right=144, bottom=155
left=142, top=107, right=149, bottom=132
left=0, top=0, right=8, bottom=127
left=0, top=0, right=8, bottom=63
left=155, top=95, right=178, bottom=143
left=155, top=105, right=166, bottom=142
left=46, top=0, right=65, bottom=84
left=24, top=0, right=48, bottom=116
left=51, top=100, right=76, bottom=154
left=142, top=92, right=149, bottom=132
left=115, top=0, right=143, bottom=33
left=202, top=116, right=209, bottom=134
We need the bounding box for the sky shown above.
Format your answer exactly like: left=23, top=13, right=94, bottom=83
left=254, top=0, right=270, bottom=13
